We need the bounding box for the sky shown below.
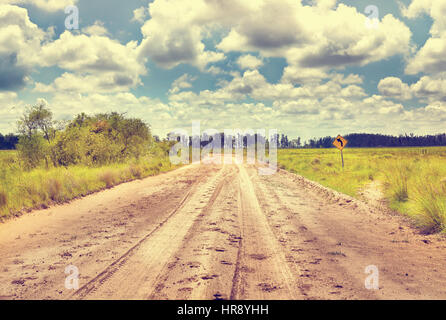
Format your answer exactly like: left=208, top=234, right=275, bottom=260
left=0, top=0, right=445, bottom=141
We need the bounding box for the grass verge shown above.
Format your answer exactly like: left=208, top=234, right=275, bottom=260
left=0, top=151, right=179, bottom=220
left=278, top=147, right=446, bottom=234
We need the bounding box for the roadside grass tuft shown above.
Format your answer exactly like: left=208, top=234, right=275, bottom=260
left=129, top=163, right=143, bottom=179
left=46, top=178, right=63, bottom=201
left=412, top=174, right=446, bottom=234
left=99, top=170, right=117, bottom=188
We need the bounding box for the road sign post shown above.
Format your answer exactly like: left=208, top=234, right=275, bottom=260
left=333, top=135, right=348, bottom=169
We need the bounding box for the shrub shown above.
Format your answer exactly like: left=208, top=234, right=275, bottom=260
left=17, top=135, right=46, bottom=169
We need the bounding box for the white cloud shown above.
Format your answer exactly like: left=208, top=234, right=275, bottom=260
left=401, top=0, right=446, bottom=36
left=403, top=1, right=446, bottom=76
left=410, top=75, right=446, bottom=102
left=168, top=74, right=196, bottom=94
left=378, top=77, right=412, bottom=100
left=169, top=69, right=367, bottom=106
left=137, top=0, right=411, bottom=72
left=132, top=6, right=148, bottom=24
left=205, top=65, right=228, bottom=75
left=218, top=2, right=412, bottom=71
left=0, top=4, right=49, bottom=90
left=33, top=72, right=141, bottom=94
left=38, top=31, right=146, bottom=93
left=282, top=65, right=328, bottom=85
left=83, top=21, right=109, bottom=37
left=0, top=91, right=24, bottom=132
left=237, top=54, right=263, bottom=70
left=405, top=33, right=446, bottom=75
left=137, top=0, right=226, bottom=70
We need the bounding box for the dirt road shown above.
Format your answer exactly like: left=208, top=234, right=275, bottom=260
left=1, top=161, right=446, bottom=300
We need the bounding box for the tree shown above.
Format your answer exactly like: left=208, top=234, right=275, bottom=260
left=18, top=103, right=55, bottom=142
left=17, top=103, right=55, bottom=168
left=16, top=135, right=46, bottom=169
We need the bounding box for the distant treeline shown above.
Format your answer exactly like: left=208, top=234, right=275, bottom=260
left=167, top=132, right=446, bottom=149
left=0, top=133, right=19, bottom=150
left=304, top=133, right=446, bottom=148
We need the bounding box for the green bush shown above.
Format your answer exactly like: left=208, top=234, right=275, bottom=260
left=17, top=135, right=46, bottom=169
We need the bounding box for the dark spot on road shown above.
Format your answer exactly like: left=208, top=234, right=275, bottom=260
left=250, top=254, right=267, bottom=260
left=258, top=283, right=279, bottom=292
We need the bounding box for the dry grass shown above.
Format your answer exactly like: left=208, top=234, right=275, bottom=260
left=99, top=170, right=117, bottom=188
left=0, top=149, right=180, bottom=219
left=46, top=178, right=62, bottom=201
left=129, top=163, right=143, bottom=179
left=278, top=147, right=446, bottom=233
left=0, top=189, right=7, bottom=208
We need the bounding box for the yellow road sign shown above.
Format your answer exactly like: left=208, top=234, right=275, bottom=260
left=333, top=135, right=348, bottom=151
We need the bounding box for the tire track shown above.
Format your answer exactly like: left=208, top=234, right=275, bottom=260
left=229, top=164, right=303, bottom=300
left=69, top=177, right=201, bottom=299
left=147, top=165, right=241, bottom=300
left=72, top=165, right=228, bottom=299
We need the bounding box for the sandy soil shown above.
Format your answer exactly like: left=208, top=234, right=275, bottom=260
left=1, top=161, right=446, bottom=300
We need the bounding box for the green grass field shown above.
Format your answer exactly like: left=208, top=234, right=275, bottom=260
left=0, top=148, right=178, bottom=220
left=278, top=147, right=446, bottom=234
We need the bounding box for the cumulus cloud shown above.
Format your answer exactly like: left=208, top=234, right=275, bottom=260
left=33, top=72, right=139, bottom=94
left=83, top=21, right=109, bottom=37
left=237, top=54, right=263, bottom=70
left=169, top=69, right=367, bottom=107
left=37, top=31, right=146, bottom=93
left=405, top=34, right=446, bottom=75
left=401, top=0, right=446, bottom=36
left=168, top=74, right=196, bottom=94
left=138, top=0, right=409, bottom=72
left=217, top=2, right=412, bottom=71
left=378, top=77, right=412, bottom=100
left=281, top=65, right=328, bottom=85
left=403, top=1, right=446, bottom=75
left=410, top=75, right=446, bottom=102
left=137, top=0, right=227, bottom=70
left=0, top=90, right=24, bottom=132
left=132, top=6, right=148, bottom=24
left=0, top=4, right=50, bottom=90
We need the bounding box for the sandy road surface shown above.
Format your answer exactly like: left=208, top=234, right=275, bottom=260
left=1, top=161, right=446, bottom=300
